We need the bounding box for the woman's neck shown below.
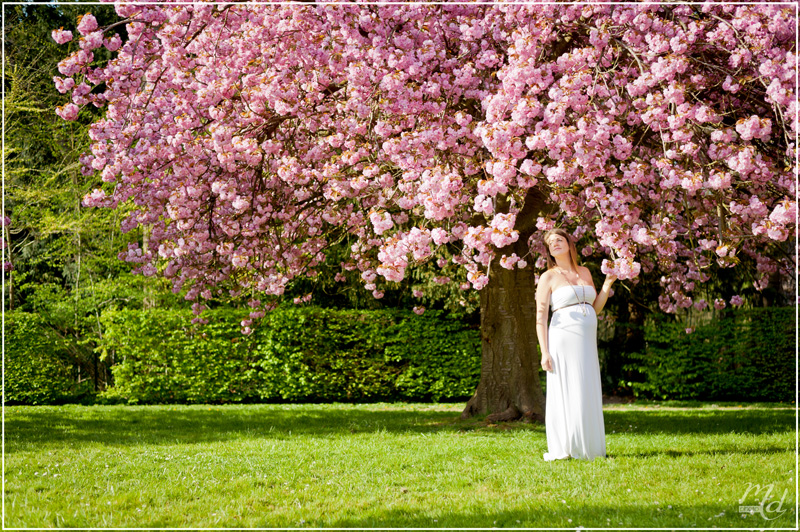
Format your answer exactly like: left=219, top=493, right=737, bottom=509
left=554, top=256, right=575, bottom=272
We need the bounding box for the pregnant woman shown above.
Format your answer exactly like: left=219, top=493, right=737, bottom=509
left=534, top=228, right=616, bottom=461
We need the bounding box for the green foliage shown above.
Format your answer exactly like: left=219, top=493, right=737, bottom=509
left=4, top=311, right=94, bottom=404
left=625, top=307, right=794, bottom=401
left=98, top=306, right=481, bottom=404
left=383, top=312, right=482, bottom=400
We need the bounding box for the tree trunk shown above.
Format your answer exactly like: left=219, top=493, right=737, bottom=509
left=142, top=227, right=155, bottom=310
left=461, top=262, right=546, bottom=422
left=461, top=186, right=550, bottom=423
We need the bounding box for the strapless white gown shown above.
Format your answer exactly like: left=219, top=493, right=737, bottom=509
left=543, top=284, right=606, bottom=461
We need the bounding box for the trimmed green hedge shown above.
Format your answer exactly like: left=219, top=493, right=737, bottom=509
left=7, top=306, right=793, bottom=405
left=5, top=312, right=94, bottom=404
left=98, top=306, right=482, bottom=404
left=625, top=307, right=794, bottom=401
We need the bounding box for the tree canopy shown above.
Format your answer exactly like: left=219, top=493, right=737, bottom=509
left=52, top=3, right=796, bottom=330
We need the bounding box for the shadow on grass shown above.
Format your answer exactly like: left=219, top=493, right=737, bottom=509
left=4, top=404, right=794, bottom=451
left=315, top=502, right=797, bottom=529
left=608, top=446, right=791, bottom=459
left=604, top=409, right=794, bottom=436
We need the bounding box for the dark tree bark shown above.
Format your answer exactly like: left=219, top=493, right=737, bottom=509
left=461, top=187, right=550, bottom=422
left=461, top=260, right=546, bottom=422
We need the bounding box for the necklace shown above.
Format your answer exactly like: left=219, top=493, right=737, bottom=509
left=557, top=267, right=587, bottom=316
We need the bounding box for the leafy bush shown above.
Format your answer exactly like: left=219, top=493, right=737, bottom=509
left=625, top=307, right=794, bottom=401
left=98, top=306, right=481, bottom=404
left=5, top=311, right=94, bottom=404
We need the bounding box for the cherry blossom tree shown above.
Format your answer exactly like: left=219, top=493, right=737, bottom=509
left=54, top=3, right=796, bottom=421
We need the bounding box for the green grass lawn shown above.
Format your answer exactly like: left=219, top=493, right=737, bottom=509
left=3, top=402, right=796, bottom=528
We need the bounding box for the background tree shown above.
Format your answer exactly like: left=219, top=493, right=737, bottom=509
left=52, top=3, right=796, bottom=419
left=3, top=4, right=186, bottom=391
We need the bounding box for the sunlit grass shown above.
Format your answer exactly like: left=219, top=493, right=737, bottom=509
left=4, top=402, right=796, bottom=528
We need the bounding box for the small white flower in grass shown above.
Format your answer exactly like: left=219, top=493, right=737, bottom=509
left=627, top=488, right=631, bottom=492
left=567, top=518, right=572, bottom=523
left=668, top=505, right=672, bottom=509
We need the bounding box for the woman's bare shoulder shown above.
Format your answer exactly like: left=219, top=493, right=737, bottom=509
left=537, top=268, right=556, bottom=287
left=577, top=265, right=595, bottom=284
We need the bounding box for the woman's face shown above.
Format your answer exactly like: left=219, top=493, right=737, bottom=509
left=547, top=234, right=569, bottom=257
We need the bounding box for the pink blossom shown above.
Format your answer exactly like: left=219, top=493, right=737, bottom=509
left=82, top=31, right=104, bottom=51
left=77, top=14, right=98, bottom=36
left=730, top=295, right=744, bottom=306
left=53, top=76, right=76, bottom=94
left=104, top=34, right=122, bottom=52
left=431, top=228, right=449, bottom=245
left=51, top=28, right=73, bottom=44
left=735, top=116, right=772, bottom=141
left=499, top=254, right=520, bottom=269
left=55, top=103, right=79, bottom=121
left=467, top=271, right=489, bottom=290
left=369, top=211, right=393, bottom=235
left=769, top=200, right=796, bottom=225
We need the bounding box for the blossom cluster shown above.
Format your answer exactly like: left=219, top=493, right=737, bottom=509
left=53, top=4, right=796, bottom=319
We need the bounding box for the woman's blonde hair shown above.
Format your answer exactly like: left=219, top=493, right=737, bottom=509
left=543, top=228, right=580, bottom=271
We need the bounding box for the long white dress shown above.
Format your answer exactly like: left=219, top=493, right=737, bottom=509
left=543, top=284, right=606, bottom=461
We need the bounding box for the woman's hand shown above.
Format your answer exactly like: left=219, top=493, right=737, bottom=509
left=593, top=274, right=617, bottom=314
left=541, top=353, right=553, bottom=372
